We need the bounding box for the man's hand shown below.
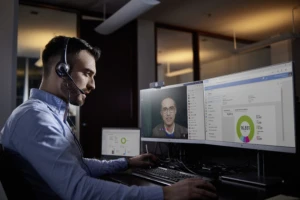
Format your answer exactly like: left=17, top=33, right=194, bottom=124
left=163, top=178, right=217, bottom=200
left=128, top=153, right=158, bottom=168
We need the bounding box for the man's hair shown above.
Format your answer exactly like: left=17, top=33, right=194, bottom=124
left=42, top=35, right=101, bottom=78
left=161, top=97, right=177, bottom=108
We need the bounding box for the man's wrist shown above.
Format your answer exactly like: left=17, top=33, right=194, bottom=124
left=162, top=186, right=171, bottom=200
left=125, top=157, right=131, bottom=169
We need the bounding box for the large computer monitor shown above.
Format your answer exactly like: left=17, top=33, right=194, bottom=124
left=203, top=61, right=296, bottom=153
left=140, top=81, right=206, bottom=144
left=101, top=128, right=141, bottom=158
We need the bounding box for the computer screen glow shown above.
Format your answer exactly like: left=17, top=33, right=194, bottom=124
left=101, top=128, right=140, bottom=157
left=140, top=62, right=296, bottom=153
left=203, top=62, right=295, bottom=153
left=140, top=81, right=206, bottom=144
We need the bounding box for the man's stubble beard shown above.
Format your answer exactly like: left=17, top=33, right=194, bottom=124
left=60, top=79, right=83, bottom=106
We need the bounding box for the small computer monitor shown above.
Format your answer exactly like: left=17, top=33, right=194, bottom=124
left=203, top=61, right=296, bottom=153
left=140, top=81, right=206, bottom=144
left=101, top=128, right=141, bottom=157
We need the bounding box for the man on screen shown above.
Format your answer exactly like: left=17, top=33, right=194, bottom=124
left=152, top=97, right=188, bottom=139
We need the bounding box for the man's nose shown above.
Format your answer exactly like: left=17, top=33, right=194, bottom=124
left=87, top=78, right=95, bottom=90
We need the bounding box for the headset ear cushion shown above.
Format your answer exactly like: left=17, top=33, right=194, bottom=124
left=56, top=63, right=70, bottom=77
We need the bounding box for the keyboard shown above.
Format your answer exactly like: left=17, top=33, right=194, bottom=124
left=132, top=167, right=213, bottom=186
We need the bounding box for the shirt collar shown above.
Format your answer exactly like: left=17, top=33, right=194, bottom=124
left=29, top=88, right=67, bottom=117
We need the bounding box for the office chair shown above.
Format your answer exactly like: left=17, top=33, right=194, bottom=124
left=0, top=146, right=63, bottom=200
left=0, top=146, right=36, bottom=199
left=0, top=179, right=8, bottom=200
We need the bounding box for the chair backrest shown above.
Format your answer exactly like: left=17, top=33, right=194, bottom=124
left=0, top=146, right=36, bottom=199
left=0, top=147, right=62, bottom=200
left=0, top=181, right=8, bottom=200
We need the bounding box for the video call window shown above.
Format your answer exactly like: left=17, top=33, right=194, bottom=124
left=140, top=85, right=188, bottom=140
left=140, top=82, right=206, bottom=143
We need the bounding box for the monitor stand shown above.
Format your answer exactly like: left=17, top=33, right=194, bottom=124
left=221, top=151, right=283, bottom=187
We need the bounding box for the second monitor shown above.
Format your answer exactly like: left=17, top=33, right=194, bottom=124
left=101, top=128, right=141, bottom=158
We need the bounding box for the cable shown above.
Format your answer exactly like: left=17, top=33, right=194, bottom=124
left=66, top=90, right=92, bottom=176
left=154, top=142, right=158, bottom=155
left=68, top=114, right=92, bottom=176
left=158, top=142, right=163, bottom=156
left=175, top=159, right=198, bottom=175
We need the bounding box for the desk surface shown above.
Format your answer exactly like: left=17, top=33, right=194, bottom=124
left=103, top=173, right=299, bottom=200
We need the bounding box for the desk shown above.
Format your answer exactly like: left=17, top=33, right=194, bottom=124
left=103, top=173, right=297, bottom=200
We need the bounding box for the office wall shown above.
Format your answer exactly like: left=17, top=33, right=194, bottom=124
left=271, top=40, right=292, bottom=65
left=137, top=20, right=156, bottom=90
left=0, top=0, right=18, bottom=129
left=80, top=19, right=138, bottom=158
left=137, top=20, right=156, bottom=126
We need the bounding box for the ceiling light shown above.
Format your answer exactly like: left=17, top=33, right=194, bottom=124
left=35, top=48, right=43, bottom=67
left=158, top=49, right=193, bottom=64
left=95, top=0, right=160, bottom=35
left=35, top=59, right=43, bottom=67
left=166, top=68, right=193, bottom=77
left=165, top=63, right=193, bottom=77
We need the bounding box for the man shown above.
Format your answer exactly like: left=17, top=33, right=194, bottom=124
left=152, top=97, right=188, bottom=139
left=0, top=36, right=216, bottom=199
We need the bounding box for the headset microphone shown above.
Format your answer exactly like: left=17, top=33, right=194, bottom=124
left=66, top=73, right=85, bottom=95
left=59, top=66, right=85, bottom=95
left=55, top=37, right=85, bottom=95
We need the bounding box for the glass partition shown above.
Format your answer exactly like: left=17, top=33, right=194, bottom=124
left=199, top=35, right=292, bottom=80
left=157, top=28, right=194, bottom=85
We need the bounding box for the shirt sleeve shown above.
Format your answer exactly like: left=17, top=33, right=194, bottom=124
left=10, top=109, right=164, bottom=200
left=83, top=157, right=128, bottom=177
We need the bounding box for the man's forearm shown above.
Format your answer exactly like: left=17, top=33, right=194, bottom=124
left=83, top=157, right=128, bottom=177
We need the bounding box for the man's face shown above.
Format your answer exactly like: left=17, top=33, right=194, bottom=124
left=61, top=50, right=96, bottom=106
left=160, top=98, right=176, bottom=126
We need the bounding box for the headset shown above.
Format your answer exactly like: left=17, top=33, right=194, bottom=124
left=55, top=37, right=84, bottom=94
left=55, top=38, right=92, bottom=175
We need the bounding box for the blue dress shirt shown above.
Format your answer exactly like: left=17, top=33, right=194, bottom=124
left=0, top=88, right=163, bottom=200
